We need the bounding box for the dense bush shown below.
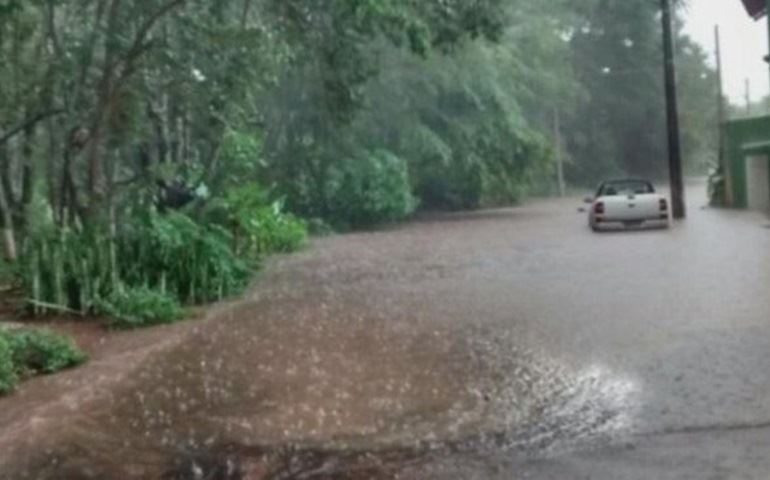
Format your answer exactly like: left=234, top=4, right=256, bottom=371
left=97, top=287, right=184, bottom=329
left=119, top=211, right=251, bottom=304
left=21, top=209, right=251, bottom=318
left=4, top=329, right=88, bottom=374
left=0, top=328, right=87, bottom=394
left=208, top=184, right=308, bottom=259
left=325, top=150, right=417, bottom=228
left=414, top=160, right=484, bottom=211
left=0, top=334, right=16, bottom=394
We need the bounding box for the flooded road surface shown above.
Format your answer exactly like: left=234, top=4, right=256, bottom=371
left=3, top=183, right=770, bottom=478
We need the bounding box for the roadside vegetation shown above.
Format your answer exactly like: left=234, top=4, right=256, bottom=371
left=0, top=327, right=87, bottom=394
left=0, top=0, right=716, bottom=328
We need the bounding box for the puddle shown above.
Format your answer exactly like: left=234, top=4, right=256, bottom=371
left=1, top=325, right=639, bottom=480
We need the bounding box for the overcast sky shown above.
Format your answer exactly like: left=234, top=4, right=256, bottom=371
left=683, top=0, right=769, bottom=104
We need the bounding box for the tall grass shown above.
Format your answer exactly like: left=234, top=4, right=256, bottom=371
left=20, top=187, right=307, bottom=321
left=119, top=211, right=250, bottom=304
left=21, top=227, right=112, bottom=314
left=21, top=210, right=250, bottom=316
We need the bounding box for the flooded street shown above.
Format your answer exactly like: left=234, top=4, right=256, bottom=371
left=3, top=184, right=770, bottom=479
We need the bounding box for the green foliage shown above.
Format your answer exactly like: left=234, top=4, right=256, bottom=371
left=21, top=227, right=113, bottom=314
left=415, top=160, right=484, bottom=211
left=0, top=257, right=16, bottom=287
left=3, top=0, right=719, bottom=328
left=341, top=39, right=556, bottom=211
left=118, top=210, right=250, bottom=305
left=325, top=150, right=417, bottom=228
left=3, top=328, right=87, bottom=375
left=0, top=328, right=87, bottom=394
left=21, top=210, right=250, bottom=317
left=481, top=129, right=554, bottom=206
left=97, top=286, right=184, bottom=329
left=214, top=130, right=265, bottom=190
left=208, top=184, right=308, bottom=259
left=561, top=0, right=717, bottom=185
left=0, top=334, right=16, bottom=394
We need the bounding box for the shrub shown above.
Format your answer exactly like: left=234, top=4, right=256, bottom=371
left=326, top=150, right=417, bottom=228
left=22, top=210, right=251, bottom=315
left=207, top=183, right=308, bottom=259
left=248, top=206, right=307, bottom=254
left=0, top=328, right=87, bottom=394
left=119, top=210, right=251, bottom=304
left=3, top=329, right=88, bottom=374
left=97, top=286, right=184, bottom=329
left=414, top=160, right=484, bottom=211
left=0, top=334, right=16, bottom=394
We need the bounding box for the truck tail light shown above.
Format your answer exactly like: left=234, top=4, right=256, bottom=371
left=594, top=201, right=605, bottom=215
left=659, top=198, right=668, bottom=211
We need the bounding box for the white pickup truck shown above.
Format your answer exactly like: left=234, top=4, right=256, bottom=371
left=586, top=179, right=669, bottom=231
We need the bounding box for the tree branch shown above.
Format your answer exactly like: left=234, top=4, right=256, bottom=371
left=117, top=0, right=186, bottom=83
left=0, top=109, right=65, bottom=147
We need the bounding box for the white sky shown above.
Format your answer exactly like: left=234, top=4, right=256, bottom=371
left=683, top=0, right=770, bottom=104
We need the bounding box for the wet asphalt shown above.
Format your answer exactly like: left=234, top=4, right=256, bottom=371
left=3, top=182, right=770, bottom=479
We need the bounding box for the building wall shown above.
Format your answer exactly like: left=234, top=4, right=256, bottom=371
left=724, top=116, right=770, bottom=208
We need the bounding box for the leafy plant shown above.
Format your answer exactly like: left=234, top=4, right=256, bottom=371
left=325, top=150, right=417, bottom=228
left=118, top=210, right=251, bottom=305
left=0, top=328, right=87, bottom=394
left=21, top=210, right=251, bottom=317
left=0, top=334, right=16, bottom=394
left=208, top=183, right=308, bottom=259
left=3, top=329, right=87, bottom=375
left=97, top=286, right=184, bottom=329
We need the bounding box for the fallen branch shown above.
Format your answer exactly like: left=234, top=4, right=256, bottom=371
left=25, top=299, right=85, bottom=316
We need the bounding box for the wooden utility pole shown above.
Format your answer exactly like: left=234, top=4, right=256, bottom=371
left=660, top=0, right=686, bottom=219
left=715, top=25, right=733, bottom=205
left=553, top=108, right=566, bottom=197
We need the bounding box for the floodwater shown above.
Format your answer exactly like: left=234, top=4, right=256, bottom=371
left=3, top=182, right=770, bottom=479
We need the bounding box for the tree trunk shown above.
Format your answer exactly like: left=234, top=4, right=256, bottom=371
left=20, top=123, right=36, bottom=212
left=0, top=140, right=17, bottom=212
left=0, top=171, right=18, bottom=262
left=46, top=113, right=60, bottom=220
